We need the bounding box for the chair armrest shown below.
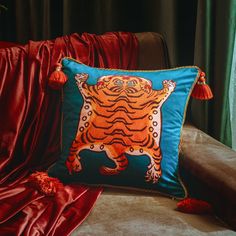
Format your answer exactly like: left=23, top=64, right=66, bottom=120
left=180, top=124, right=236, bottom=230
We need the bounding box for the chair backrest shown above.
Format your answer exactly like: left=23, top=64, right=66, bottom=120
left=136, top=32, right=193, bottom=122
left=135, top=32, right=170, bottom=70
left=0, top=33, right=169, bottom=68
left=0, top=41, right=19, bottom=48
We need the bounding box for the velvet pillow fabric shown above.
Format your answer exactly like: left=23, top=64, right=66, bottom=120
left=48, top=58, right=201, bottom=199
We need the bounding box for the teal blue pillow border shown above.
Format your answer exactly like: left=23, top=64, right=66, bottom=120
left=48, top=57, right=200, bottom=199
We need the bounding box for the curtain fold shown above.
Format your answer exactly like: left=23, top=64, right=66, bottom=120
left=192, top=0, right=236, bottom=146
left=229, top=30, right=236, bottom=151
left=0, top=32, right=138, bottom=235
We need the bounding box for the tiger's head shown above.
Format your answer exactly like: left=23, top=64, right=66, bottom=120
left=97, top=75, right=152, bottom=94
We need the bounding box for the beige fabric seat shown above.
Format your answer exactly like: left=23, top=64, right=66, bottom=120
left=76, top=189, right=234, bottom=236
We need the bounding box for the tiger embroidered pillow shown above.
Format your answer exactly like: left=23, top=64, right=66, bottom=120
left=48, top=57, right=200, bottom=199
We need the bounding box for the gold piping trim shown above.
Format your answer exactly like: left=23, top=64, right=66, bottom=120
left=62, top=57, right=200, bottom=73
left=71, top=182, right=186, bottom=200
left=177, top=69, right=200, bottom=198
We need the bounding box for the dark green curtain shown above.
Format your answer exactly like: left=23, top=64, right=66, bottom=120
left=0, top=0, right=235, bottom=147
left=192, top=0, right=236, bottom=146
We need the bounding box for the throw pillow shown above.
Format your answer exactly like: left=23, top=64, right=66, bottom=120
left=48, top=57, right=201, bottom=199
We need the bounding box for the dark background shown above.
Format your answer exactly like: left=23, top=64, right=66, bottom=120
left=1, top=0, right=235, bottom=147
left=0, top=0, right=197, bottom=66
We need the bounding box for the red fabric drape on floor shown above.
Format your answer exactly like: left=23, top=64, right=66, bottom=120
left=0, top=32, right=138, bottom=235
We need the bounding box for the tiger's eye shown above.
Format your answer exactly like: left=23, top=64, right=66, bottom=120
left=114, top=79, right=123, bottom=86
left=127, top=80, right=135, bottom=87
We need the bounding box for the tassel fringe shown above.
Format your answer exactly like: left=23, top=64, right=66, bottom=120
left=191, top=72, right=213, bottom=100
left=48, top=63, right=68, bottom=90
left=29, top=172, right=63, bottom=196
left=177, top=198, right=213, bottom=214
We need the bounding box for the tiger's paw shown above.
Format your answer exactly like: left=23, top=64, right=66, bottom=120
left=65, top=156, right=82, bottom=174
left=75, top=73, right=89, bottom=82
left=163, top=80, right=176, bottom=92
left=145, top=164, right=161, bottom=184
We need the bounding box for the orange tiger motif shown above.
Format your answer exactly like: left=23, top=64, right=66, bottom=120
left=66, top=73, right=176, bottom=183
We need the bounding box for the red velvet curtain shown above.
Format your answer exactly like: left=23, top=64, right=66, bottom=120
left=0, top=32, right=138, bottom=235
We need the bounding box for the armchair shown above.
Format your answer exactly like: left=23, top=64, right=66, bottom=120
left=74, top=32, right=236, bottom=235
left=0, top=32, right=235, bottom=235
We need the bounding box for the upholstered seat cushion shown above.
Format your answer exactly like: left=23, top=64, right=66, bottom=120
left=74, top=187, right=234, bottom=236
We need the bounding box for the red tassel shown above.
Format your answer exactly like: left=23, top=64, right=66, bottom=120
left=191, top=72, right=213, bottom=100
left=48, top=63, right=68, bottom=90
left=177, top=198, right=213, bottom=214
left=29, top=172, right=63, bottom=196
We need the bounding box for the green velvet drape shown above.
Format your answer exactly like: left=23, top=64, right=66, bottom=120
left=0, top=0, right=235, bottom=146
left=192, top=0, right=236, bottom=146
